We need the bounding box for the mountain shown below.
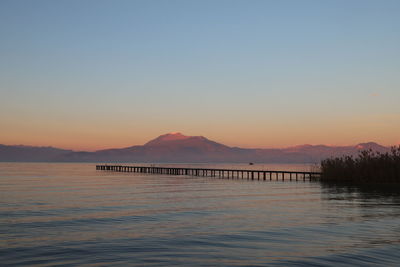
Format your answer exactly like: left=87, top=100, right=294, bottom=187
left=281, top=142, right=389, bottom=162
left=0, top=133, right=392, bottom=163
left=0, top=144, right=73, bottom=162
left=58, top=133, right=234, bottom=163
left=355, top=142, right=389, bottom=153
left=144, top=132, right=191, bottom=146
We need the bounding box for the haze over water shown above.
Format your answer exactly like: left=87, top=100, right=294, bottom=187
left=1, top=163, right=400, bottom=266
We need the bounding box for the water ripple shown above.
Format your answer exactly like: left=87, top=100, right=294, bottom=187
left=1, top=163, right=400, bottom=266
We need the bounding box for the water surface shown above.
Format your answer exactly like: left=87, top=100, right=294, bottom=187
left=1, top=163, right=400, bottom=266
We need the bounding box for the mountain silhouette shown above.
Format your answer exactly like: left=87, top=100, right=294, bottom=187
left=144, top=132, right=192, bottom=146
left=0, top=133, right=392, bottom=163
left=0, top=145, right=72, bottom=162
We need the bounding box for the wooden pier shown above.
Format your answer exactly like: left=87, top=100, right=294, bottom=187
left=96, top=165, right=321, bottom=181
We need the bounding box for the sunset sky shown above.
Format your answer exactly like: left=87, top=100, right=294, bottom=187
left=1, top=0, right=399, bottom=151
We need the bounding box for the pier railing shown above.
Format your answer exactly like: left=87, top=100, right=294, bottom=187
left=96, top=165, right=321, bottom=181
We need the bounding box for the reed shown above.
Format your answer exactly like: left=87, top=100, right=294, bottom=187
left=320, top=146, right=400, bottom=183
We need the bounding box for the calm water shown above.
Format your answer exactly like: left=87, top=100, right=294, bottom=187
left=1, top=163, right=400, bottom=266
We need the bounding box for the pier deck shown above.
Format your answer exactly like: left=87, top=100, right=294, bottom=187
left=96, top=165, right=321, bottom=181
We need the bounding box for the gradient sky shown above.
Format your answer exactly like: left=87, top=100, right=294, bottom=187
left=1, top=0, right=399, bottom=151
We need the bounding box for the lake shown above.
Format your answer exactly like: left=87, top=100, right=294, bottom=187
left=1, top=163, right=400, bottom=266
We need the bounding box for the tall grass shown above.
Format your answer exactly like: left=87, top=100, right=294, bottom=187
left=320, top=146, right=400, bottom=183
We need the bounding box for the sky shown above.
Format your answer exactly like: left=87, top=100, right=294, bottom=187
left=1, top=0, right=399, bottom=151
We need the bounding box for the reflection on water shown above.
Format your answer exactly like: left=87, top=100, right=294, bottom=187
left=1, top=163, right=400, bottom=266
left=321, top=182, right=400, bottom=202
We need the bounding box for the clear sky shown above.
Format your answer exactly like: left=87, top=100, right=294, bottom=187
left=1, top=0, right=399, bottom=151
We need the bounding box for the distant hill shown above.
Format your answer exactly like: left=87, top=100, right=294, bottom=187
left=57, top=133, right=234, bottom=163
left=0, top=133, right=392, bottom=163
left=0, top=145, right=73, bottom=162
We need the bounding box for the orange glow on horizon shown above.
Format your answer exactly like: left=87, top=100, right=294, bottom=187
left=1, top=127, right=398, bottom=152
left=1, top=111, right=399, bottom=151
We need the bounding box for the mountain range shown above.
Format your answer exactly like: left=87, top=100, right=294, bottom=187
left=0, top=132, right=392, bottom=163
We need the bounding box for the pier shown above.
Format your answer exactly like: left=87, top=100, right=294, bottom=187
left=96, top=165, right=321, bottom=181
